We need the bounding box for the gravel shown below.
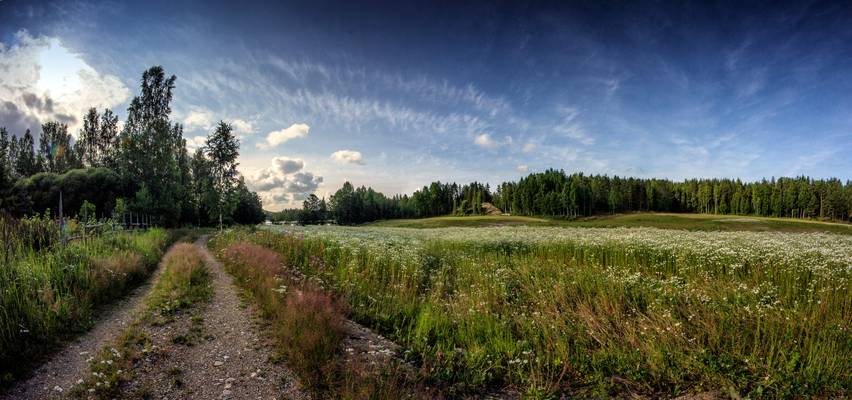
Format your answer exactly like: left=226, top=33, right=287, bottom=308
left=118, top=236, right=307, bottom=399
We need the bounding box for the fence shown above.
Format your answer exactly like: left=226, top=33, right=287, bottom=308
left=67, top=211, right=155, bottom=242
left=0, top=211, right=156, bottom=264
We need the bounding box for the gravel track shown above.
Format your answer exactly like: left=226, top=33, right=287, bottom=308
left=1, top=246, right=172, bottom=400
left=2, top=236, right=306, bottom=400
left=122, top=236, right=305, bottom=399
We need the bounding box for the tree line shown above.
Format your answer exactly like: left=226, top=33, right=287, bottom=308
left=0, top=66, right=264, bottom=227
left=277, top=169, right=852, bottom=225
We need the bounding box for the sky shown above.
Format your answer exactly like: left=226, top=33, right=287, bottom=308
left=1, top=0, right=851, bottom=210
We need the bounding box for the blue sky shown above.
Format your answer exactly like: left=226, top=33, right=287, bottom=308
left=1, top=0, right=851, bottom=210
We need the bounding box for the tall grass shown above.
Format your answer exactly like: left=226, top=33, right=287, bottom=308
left=146, top=243, right=212, bottom=316
left=215, top=226, right=851, bottom=398
left=212, top=241, right=346, bottom=394
left=0, top=220, right=169, bottom=385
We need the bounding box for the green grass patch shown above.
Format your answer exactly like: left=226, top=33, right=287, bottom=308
left=369, top=212, right=852, bottom=234
left=0, top=228, right=169, bottom=387
left=146, top=243, right=212, bottom=318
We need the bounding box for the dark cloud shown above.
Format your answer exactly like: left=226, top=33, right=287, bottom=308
left=22, top=92, right=54, bottom=112
left=20, top=92, right=77, bottom=126
left=273, top=157, right=304, bottom=175
left=285, top=171, right=322, bottom=194
left=0, top=101, right=40, bottom=136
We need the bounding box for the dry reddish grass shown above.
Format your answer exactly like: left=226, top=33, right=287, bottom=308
left=218, top=242, right=345, bottom=392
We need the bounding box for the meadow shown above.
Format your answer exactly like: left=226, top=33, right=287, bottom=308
left=0, top=214, right=170, bottom=385
left=370, top=212, right=852, bottom=235
left=214, top=224, right=852, bottom=398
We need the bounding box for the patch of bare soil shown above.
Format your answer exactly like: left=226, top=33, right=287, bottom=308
left=481, top=202, right=503, bottom=216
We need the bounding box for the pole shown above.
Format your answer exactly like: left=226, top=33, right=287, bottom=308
left=59, top=190, right=64, bottom=244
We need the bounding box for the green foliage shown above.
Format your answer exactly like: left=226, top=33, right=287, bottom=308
left=0, top=227, right=169, bottom=385
left=79, top=200, right=96, bottom=223
left=316, top=171, right=852, bottom=225
left=13, top=129, right=39, bottom=177
left=6, top=167, right=122, bottom=218
left=220, top=226, right=851, bottom=398
left=113, top=198, right=127, bottom=218
left=206, top=121, right=240, bottom=228
left=299, top=193, right=327, bottom=224
left=38, top=121, right=81, bottom=173
left=231, top=178, right=265, bottom=225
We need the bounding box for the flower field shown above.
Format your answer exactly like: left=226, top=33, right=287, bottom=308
left=215, top=225, right=851, bottom=398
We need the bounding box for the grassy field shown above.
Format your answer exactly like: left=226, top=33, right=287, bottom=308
left=0, top=217, right=171, bottom=386
left=215, top=224, right=851, bottom=398
left=370, top=212, right=852, bottom=235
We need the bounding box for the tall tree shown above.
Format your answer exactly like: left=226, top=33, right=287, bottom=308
left=14, top=130, right=40, bottom=177
left=205, top=121, right=240, bottom=229
left=76, top=108, right=100, bottom=167
left=38, top=122, right=79, bottom=173
left=99, top=109, right=120, bottom=168
left=0, top=127, right=10, bottom=205
left=118, top=66, right=184, bottom=225
left=190, top=147, right=216, bottom=226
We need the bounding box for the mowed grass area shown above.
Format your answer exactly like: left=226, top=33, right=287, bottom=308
left=370, top=212, right=852, bottom=235
left=218, top=225, right=851, bottom=398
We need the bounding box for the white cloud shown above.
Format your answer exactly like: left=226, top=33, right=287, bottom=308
left=183, top=108, right=214, bottom=131
left=246, top=156, right=322, bottom=209
left=522, top=142, right=536, bottom=153
left=473, top=133, right=517, bottom=150
left=231, top=118, right=254, bottom=135
left=474, top=133, right=498, bottom=149
left=516, top=164, right=529, bottom=173
left=330, top=150, right=365, bottom=165
left=185, top=135, right=207, bottom=151
left=257, top=123, right=309, bottom=149
left=0, top=30, right=130, bottom=136
left=182, top=108, right=254, bottom=136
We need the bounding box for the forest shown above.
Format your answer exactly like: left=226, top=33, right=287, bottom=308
left=0, top=66, right=265, bottom=227
left=274, top=170, right=852, bottom=225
